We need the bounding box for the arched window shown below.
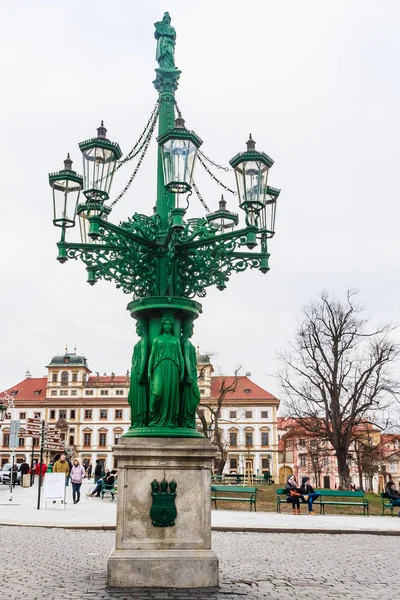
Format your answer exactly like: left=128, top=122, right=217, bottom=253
left=61, top=371, right=69, bottom=385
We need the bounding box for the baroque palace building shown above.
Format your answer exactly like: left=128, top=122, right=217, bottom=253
left=0, top=349, right=280, bottom=478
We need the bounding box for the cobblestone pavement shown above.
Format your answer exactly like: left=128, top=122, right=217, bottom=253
left=0, top=527, right=397, bottom=599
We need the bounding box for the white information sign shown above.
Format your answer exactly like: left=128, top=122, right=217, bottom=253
left=43, top=473, right=66, bottom=505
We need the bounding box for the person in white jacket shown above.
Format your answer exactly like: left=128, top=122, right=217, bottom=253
left=70, top=459, right=85, bottom=504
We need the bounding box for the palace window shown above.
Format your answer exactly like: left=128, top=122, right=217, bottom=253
left=230, top=458, right=238, bottom=471
left=3, top=433, right=9, bottom=447
left=69, top=435, right=75, bottom=446
left=115, top=409, right=123, bottom=419
left=59, top=410, right=67, bottom=419
left=70, top=410, right=76, bottom=419
left=229, top=432, right=238, bottom=446
left=299, top=438, right=306, bottom=447
left=51, top=390, right=57, bottom=396
left=83, top=433, right=91, bottom=446
left=99, top=433, right=107, bottom=446
left=261, top=411, right=268, bottom=419
left=229, top=411, right=237, bottom=419
left=85, top=390, right=94, bottom=396
left=245, top=411, right=252, bottom=419
left=114, top=432, right=122, bottom=445
left=34, top=412, right=41, bottom=418
left=19, top=413, right=26, bottom=419
left=18, top=438, right=25, bottom=447
left=52, top=373, right=58, bottom=382
left=50, top=410, right=56, bottom=419
left=72, top=373, right=78, bottom=382
left=261, top=458, right=270, bottom=471
left=100, top=409, right=108, bottom=419
left=32, top=438, right=39, bottom=447
left=60, top=391, right=68, bottom=396
left=299, top=455, right=307, bottom=467
left=71, top=390, right=77, bottom=396
left=84, top=410, right=92, bottom=419
left=245, top=431, right=253, bottom=447
left=261, top=432, right=269, bottom=446
left=61, top=371, right=69, bottom=384
left=100, top=390, right=109, bottom=396
left=115, top=390, right=124, bottom=395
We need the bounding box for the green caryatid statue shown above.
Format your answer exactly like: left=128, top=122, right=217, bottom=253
left=180, top=321, right=201, bottom=428
left=128, top=319, right=149, bottom=428
left=154, top=12, right=176, bottom=70
left=148, top=317, right=184, bottom=427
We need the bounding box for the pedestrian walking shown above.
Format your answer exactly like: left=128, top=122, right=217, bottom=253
left=94, top=460, right=102, bottom=483
left=53, top=454, right=70, bottom=503
left=70, top=459, right=85, bottom=504
left=87, top=463, right=92, bottom=480
left=20, top=459, right=30, bottom=487
left=66, top=458, right=73, bottom=486
left=35, top=462, right=47, bottom=485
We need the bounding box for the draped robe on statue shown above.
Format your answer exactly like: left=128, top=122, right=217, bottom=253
left=149, top=335, right=181, bottom=427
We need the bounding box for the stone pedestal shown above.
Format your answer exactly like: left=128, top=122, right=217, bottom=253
left=107, top=436, right=219, bottom=588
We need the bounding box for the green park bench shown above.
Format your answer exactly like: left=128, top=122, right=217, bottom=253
left=276, top=488, right=369, bottom=515
left=101, top=482, right=117, bottom=501
left=211, top=485, right=257, bottom=511
left=381, top=492, right=398, bottom=516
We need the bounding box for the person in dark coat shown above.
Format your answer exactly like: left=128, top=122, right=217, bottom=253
left=385, top=481, right=400, bottom=516
left=94, top=460, right=102, bottom=483
left=285, top=475, right=302, bottom=514
left=300, top=476, right=320, bottom=515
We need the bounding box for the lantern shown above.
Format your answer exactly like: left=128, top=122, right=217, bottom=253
left=260, top=186, right=280, bottom=238
left=206, top=196, right=238, bottom=232
left=229, top=135, right=274, bottom=226
left=158, top=117, right=202, bottom=194
left=79, top=121, right=122, bottom=202
left=77, top=203, right=111, bottom=243
left=49, top=154, right=83, bottom=228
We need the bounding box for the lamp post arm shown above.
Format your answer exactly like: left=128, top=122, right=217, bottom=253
left=175, top=225, right=258, bottom=251
left=89, top=217, right=159, bottom=249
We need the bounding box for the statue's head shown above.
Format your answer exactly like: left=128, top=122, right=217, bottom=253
left=160, top=479, right=168, bottom=493
left=183, top=320, right=194, bottom=339
left=169, top=480, right=177, bottom=493
left=163, top=12, right=171, bottom=24
left=136, top=318, right=147, bottom=338
left=160, top=316, right=174, bottom=334
left=151, top=479, right=159, bottom=493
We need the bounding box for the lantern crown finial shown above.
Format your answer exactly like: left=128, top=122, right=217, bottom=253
left=64, top=153, right=73, bottom=171
left=246, top=134, right=256, bottom=151
left=97, top=121, right=107, bottom=138
left=175, top=116, right=185, bottom=129
left=219, top=195, right=227, bottom=211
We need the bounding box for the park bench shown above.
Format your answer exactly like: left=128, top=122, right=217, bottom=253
left=211, top=485, right=257, bottom=511
left=101, top=482, right=117, bottom=501
left=381, top=492, right=398, bottom=516
left=276, top=488, right=369, bottom=515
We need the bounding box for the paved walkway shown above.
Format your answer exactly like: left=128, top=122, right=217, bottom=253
left=1, top=480, right=399, bottom=534
left=0, top=526, right=399, bottom=599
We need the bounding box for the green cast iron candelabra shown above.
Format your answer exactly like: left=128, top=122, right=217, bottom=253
left=49, top=12, right=281, bottom=438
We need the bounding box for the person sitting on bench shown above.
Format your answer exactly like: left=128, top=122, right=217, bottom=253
left=87, top=469, right=116, bottom=497
left=385, top=481, right=400, bottom=516
left=300, top=476, right=320, bottom=516
left=286, top=475, right=302, bottom=515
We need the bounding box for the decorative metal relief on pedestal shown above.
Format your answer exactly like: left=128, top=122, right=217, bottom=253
left=150, top=479, right=177, bottom=527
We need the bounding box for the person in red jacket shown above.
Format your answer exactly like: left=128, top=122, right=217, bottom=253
left=35, top=462, right=47, bottom=485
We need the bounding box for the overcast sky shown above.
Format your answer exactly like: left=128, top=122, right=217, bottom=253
left=1, top=0, right=399, bottom=398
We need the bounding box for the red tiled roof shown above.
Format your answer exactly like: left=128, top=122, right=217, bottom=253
left=208, top=376, right=278, bottom=403
left=0, top=377, right=47, bottom=402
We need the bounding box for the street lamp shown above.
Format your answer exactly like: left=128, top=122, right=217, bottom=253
left=49, top=13, right=281, bottom=438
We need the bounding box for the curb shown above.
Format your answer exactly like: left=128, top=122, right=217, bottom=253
left=1, top=522, right=400, bottom=536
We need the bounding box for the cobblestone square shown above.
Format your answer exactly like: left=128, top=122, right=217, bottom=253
left=0, top=527, right=398, bottom=599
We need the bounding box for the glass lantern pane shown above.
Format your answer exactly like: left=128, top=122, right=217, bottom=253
left=52, top=179, right=80, bottom=226
left=82, top=147, right=117, bottom=198
left=162, top=138, right=197, bottom=191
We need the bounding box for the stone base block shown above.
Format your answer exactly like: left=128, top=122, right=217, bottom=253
left=107, top=548, right=219, bottom=588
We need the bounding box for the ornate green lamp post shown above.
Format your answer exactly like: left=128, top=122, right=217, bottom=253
left=49, top=12, right=280, bottom=588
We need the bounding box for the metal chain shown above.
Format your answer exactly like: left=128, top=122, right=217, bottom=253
left=198, top=149, right=232, bottom=172
left=116, top=102, right=159, bottom=170
left=110, top=114, right=158, bottom=207
left=192, top=180, right=210, bottom=213
left=197, top=153, right=237, bottom=195
left=174, top=99, right=182, bottom=118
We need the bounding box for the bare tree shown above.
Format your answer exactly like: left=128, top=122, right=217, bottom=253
left=197, top=368, right=241, bottom=475
left=278, top=290, right=399, bottom=489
